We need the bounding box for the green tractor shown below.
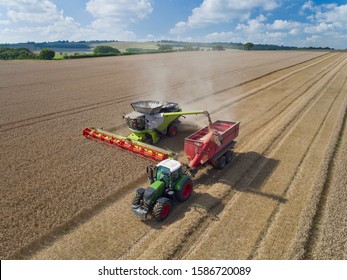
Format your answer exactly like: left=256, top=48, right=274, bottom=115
left=123, top=100, right=206, bottom=144
left=132, top=159, right=193, bottom=221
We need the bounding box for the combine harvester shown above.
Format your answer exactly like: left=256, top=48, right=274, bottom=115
left=83, top=100, right=206, bottom=161
left=82, top=100, right=239, bottom=221
left=123, top=100, right=207, bottom=144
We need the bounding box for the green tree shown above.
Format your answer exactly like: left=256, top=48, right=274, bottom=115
left=93, top=45, right=120, bottom=54
left=39, top=48, right=55, bottom=60
left=244, top=42, right=254, bottom=50
left=0, top=47, right=35, bottom=59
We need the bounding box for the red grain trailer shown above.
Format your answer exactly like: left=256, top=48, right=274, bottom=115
left=185, top=120, right=240, bottom=170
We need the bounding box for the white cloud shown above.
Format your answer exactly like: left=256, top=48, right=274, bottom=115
left=232, top=15, right=306, bottom=45
left=270, top=20, right=300, bottom=30
left=170, top=0, right=279, bottom=34
left=299, top=2, right=347, bottom=48
left=0, top=0, right=67, bottom=23
left=0, top=0, right=153, bottom=42
left=301, top=0, right=315, bottom=12
left=205, top=31, right=238, bottom=42
left=82, top=0, right=153, bottom=40
left=202, top=2, right=347, bottom=49
left=314, top=4, right=347, bottom=23
left=86, top=0, right=152, bottom=23
left=304, top=22, right=334, bottom=34
left=0, top=0, right=81, bottom=42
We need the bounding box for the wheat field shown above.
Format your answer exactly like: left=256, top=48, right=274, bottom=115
left=0, top=51, right=346, bottom=259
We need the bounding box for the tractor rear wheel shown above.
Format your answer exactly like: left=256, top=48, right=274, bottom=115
left=176, top=178, right=193, bottom=202
left=225, top=150, right=233, bottom=163
left=167, top=124, right=178, bottom=137
left=153, top=198, right=172, bottom=221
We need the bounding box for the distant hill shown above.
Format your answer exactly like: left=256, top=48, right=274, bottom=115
left=157, top=40, right=334, bottom=51
left=0, top=40, right=334, bottom=54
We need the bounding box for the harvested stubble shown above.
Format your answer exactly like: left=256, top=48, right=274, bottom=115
left=310, top=110, right=347, bottom=259
left=255, top=62, right=347, bottom=259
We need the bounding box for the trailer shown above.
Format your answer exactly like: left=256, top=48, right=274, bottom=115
left=185, top=120, right=239, bottom=170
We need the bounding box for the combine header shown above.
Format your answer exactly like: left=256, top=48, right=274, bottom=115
left=82, top=127, right=177, bottom=162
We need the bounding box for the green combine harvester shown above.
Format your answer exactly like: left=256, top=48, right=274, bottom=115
left=123, top=100, right=207, bottom=144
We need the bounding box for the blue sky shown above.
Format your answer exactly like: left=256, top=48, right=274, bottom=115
left=0, top=0, right=346, bottom=48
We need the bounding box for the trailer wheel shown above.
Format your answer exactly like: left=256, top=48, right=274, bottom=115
left=167, top=124, right=178, bottom=137
left=215, top=155, right=227, bottom=170
left=225, top=150, right=233, bottom=163
left=176, top=178, right=193, bottom=202
left=153, top=198, right=172, bottom=221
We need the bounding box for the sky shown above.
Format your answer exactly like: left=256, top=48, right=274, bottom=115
left=0, top=0, right=347, bottom=49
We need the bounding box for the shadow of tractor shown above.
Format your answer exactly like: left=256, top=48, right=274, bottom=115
left=144, top=150, right=283, bottom=227
left=196, top=151, right=284, bottom=203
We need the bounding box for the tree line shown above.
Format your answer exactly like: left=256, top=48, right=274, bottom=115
left=0, top=47, right=56, bottom=60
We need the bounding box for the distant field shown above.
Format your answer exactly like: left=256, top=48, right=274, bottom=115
left=39, top=48, right=93, bottom=55
left=1, top=50, right=346, bottom=260
left=90, top=41, right=159, bottom=52
left=49, top=42, right=159, bottom=57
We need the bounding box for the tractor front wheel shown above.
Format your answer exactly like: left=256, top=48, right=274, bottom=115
left=153, top=198, right=172, bottom=221
left=176, top=178, right=193, bottom=202
left=132, top=191, right=143, bottom=206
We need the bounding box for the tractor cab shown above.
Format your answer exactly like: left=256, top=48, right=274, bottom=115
left=147, top=159, right=182, bottom=189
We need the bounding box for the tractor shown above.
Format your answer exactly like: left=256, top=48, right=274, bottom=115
left=131, top=159, right=193, bottom=221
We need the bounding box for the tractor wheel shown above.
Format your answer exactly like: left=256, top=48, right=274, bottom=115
left=132, top=191, right=143, bottom=206
left=225, top=150, right=233, bottom=164
left=153, top=198, right=172, bottom=221
left=167, top=124, right=178, bottom=137
left=176, top=178, right=193, bottom=202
